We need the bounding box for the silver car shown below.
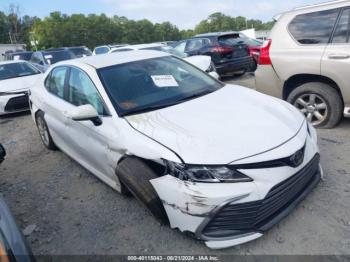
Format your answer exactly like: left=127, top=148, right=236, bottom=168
left=255, top=0, right=350, bottom=128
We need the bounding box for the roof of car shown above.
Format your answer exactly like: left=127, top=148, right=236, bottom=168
left=0, top=60, right=29, bottom=65
left=275, top=0, right=350, bottom=19
left=111, top=43, right=165, bottom=52
left=293, top=0, right=349, bottom=11
left=57, top=50, right=170, bottom=69
left=194, top=31, right=239, bottom=38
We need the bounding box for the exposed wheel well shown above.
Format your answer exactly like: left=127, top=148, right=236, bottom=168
left=34, top=109, right=42, bottom=121
left=117, top=155, right=166, bottom=177
left=283, top=74, right=344, bottom=104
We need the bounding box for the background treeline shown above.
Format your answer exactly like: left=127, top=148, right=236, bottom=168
left=0, top=5, right=274, bottom=50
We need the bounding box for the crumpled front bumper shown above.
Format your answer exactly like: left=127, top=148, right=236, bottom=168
left=150, top=125, right=321, bottom=249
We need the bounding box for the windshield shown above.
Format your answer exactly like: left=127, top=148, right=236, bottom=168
left=218, top=34, right=261, bottom=47
left=94, top=46, right=109, bottom=54
left=43, top=51, right=75, bottom=64
left=69, top=47, right=92, bottom=57
left=13, top=52, right=33, bottom=61
left=0, top=62, right=41, bottom=80
left=98, top=56, right=223, bottom=116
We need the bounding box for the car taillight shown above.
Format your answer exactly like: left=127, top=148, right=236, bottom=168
left=211, top=46, right=233, bottom=54
left=258, top=39, right=272, bottom=65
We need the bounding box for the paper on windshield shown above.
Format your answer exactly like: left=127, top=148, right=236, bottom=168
left=44, top=55, right=53, bottom=59
left=13, top=55, right=20, bottom=60
left=151, top=75, right=178, bottom=87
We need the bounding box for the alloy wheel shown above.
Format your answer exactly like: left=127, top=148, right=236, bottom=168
left=294, top=93, right=328, bottom=126
left=37, top=117, right=50, bottom=146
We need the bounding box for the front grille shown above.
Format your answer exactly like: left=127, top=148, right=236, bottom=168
left=202, top=154, right=320, bottom=238
left=4, top=95, right=29, bottom=112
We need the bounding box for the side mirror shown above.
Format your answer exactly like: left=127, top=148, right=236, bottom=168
left=209, top=71, right=220, bottom=80
left=68, top=104, right=102, bottom=126
left=0, top=144, right=6, bottom=164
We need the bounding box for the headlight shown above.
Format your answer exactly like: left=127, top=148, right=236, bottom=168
left=164, top=160, right=253, bottom=183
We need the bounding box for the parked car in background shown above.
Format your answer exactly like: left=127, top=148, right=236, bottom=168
left=110, top=43, right=219, bottom=79
left=66, top=46, right=92, bottom=58
left=0, top=61, right=42, bottom=115
left=172, top=32, right=253, bottom=76
left=256, top=1, right=350, bottom=128
left=46, top=46, right=92, bottom=58
left=29, top=49, right=76, bottom=72
left=0, top=144, right=36, bottom=262
left=30, top=50, right=321, bottom=249
left=238, top=34, right=262, bottom=71
left=4, top=51, right=33, bottom=61
left=93, top=44, right=128, bottom=55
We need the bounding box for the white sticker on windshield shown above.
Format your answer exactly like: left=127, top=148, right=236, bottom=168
left=151, top=75, right=178, bottom=87
left=44, top=55, right=53, bottom=59
left=13, top=55, right=20, bottom=60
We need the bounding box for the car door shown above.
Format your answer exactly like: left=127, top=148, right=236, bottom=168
left=63, top=66, right=120, bottom=183
left=322, top=7, right=350, bottom=105
left=41, top=66, right=73, bottom=152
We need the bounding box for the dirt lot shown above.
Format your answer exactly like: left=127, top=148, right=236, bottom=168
left=0, top=74, right=349, bottom=255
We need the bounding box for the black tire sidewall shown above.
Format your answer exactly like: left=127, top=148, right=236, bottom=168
left=35, top=111, right=57, bottom=150
left=287, top=82, right=343, bottom=129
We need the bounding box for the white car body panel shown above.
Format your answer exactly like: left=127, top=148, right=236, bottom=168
left=0, top=61, right=42, bottom=115
left=184, top=55, right=211, bottom=71
left=126, top=85, right=305, bottom=165
left=29, top=51, right=321, bottom=249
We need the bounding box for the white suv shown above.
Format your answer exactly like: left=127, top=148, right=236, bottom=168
left=255, top=0, right=350, bottom=128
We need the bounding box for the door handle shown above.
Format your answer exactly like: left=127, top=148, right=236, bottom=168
left=328, top=53, right=350, bottom=59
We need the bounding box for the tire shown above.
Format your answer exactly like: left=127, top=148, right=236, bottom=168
left=35, top=111, right=57, bottom=150
left=116, top=157, right=169, bottom=224
left=287, top=82, right=343, bottom=129
left=233, top=70, right=246, bottom=77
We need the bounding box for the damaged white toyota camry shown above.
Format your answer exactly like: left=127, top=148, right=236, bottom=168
left=29, top=50, right=322, bottom=249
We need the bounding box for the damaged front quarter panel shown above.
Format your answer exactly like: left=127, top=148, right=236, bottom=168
left=150, top=175, right=258, bottom=235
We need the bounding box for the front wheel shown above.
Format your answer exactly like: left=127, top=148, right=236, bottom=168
left=287, top=82, right=343, bottom=129
left=35, top=111, right=57, bottom=150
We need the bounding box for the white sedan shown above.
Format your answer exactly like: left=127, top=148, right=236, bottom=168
left=109, top=43, right=219, bottom=79
left=29, top=51, right=322, bottom=249
left=0, top=60, right=42, bottom=115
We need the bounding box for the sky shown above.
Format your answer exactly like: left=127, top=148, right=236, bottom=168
left=0, top=0, right=323, bottom=29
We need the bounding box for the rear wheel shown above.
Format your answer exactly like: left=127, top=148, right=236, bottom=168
left=35, top=111, right=57, bottom=150
left=233, top=69, right=246, bottom=77
left=287, top=82, right=343, bottom=129
left=116, top=157, right=169, bottom=224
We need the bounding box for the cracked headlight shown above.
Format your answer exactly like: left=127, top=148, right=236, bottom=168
left=165, top=160, right=253, bottom=183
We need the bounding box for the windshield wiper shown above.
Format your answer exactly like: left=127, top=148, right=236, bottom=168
left=173, top=89, right=216, bottom=103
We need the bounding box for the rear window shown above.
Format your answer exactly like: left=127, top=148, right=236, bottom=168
left=288, top=8, right=340, bottom=44
left=218, top=34, right=241, bottom=45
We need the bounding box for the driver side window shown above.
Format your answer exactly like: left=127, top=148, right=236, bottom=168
left=67, top=67, right=106, bottom=115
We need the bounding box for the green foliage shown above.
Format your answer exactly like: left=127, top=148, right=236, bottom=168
left=0, top=7, right=275, bottom=50
left=194, top=12, right=274, bottom=34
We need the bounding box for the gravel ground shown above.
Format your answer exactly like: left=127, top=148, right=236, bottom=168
left=0, top=74, right=349, bottom=255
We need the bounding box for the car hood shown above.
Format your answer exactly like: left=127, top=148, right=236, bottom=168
left=183, top=55, right=211, bottom=71
left=125, top=85, right=305, bottom=165
left=0, top=74, right=42, bottom=93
